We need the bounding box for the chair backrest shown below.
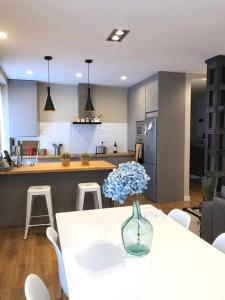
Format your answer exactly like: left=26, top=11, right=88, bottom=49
left=168, top=209, right=191, bottom=229
left=24, top=274, right=50, bottom=300
left=46, top=227, right=68, bottom=296
left=212, top=233, right=225, bottom=254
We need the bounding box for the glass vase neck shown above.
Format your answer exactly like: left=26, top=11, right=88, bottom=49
left=132, top=200, right=142, bottom=219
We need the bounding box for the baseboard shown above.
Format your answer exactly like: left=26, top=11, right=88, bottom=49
left=184, top=195, right=190, bottom=202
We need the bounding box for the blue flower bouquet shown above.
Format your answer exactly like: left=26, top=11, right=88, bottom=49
left=102, top=161, right=150, bottom=204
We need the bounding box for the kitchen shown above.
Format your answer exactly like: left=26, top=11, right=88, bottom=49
left=0, top=69, right=135, bottom=227
left=0, top=67, right=192, bottom=229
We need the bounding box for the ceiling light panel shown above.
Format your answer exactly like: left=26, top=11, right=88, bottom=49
left=26, top=70, right=33, bottom=75
left=0, top=31, right=7, bottom=39
left=106, top=29, right=130, bottom=42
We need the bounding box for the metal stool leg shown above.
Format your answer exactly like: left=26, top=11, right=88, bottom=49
left=45, top=191, right=54, bottom=228
left=76, top=188, right=80, bottom=211
left=96, top=188, right=102, bottom=209
left=78, top=189, right=85, bottom=211
left=24, top=193, right=33, bottom=240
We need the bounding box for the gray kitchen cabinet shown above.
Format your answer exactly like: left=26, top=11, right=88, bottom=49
left=127, top=84, right=145, bottom=151
left=145, top=75, right=158, bottom=112
left=8, top=80, right=38, bottom=137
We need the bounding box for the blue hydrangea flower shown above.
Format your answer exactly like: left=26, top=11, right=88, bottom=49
left=102, top=161, right=150, bottom=204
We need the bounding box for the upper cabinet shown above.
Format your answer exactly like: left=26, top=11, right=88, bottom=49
left=127, top=84, right=145, bottom=150
left=8, top=80, right=38, bottom=137
left=145, top=77, right=158, bottom=112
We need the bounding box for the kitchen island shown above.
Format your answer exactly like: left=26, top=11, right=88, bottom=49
left=0, top=160, right=116, bottom=227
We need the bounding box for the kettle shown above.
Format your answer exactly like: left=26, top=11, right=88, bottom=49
left=96, top=142, right=106, bottom=154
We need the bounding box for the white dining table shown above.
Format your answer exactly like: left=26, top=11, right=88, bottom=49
left=56, top=205, right=225, bottom=300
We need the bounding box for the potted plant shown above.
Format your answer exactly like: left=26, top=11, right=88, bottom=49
left=60, top=152, right=71, bottom=167
left=80, top=152, right=91, bottom=166
left=102, top=161, right=152, bottom=256
left=202, top=172, right=218, bottom=202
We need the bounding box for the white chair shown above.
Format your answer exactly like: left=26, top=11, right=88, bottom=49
left=24, top=274, right=50, bottom=300
left=212, top=233, right=225, bottom=253
left=168, top=209, right=191, bottom=229
left=24, top=185, right=54, bottom=239
left=76, top=182, right=102, bottom=210
left=46, top=227, right=68, bottom=299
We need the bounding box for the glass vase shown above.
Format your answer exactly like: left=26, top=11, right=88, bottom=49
left=121, top=200, right=153, bottom=256
left=202, top=174, right=218, bottom=202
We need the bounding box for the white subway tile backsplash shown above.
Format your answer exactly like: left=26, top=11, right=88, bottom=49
left=39, top=122, right=127, bottom=154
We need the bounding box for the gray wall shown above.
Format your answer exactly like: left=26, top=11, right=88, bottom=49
left=157, top=72, right=187, bottom=202
left=38, top=83, right=78, bottom=122
left=78, top=84, right=127, bottom=123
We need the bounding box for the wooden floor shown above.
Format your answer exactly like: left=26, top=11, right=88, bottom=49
left=0, top=179, right=202, bottom=300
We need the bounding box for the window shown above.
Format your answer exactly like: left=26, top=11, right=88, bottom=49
left=0, top=86, right=6, bottom=151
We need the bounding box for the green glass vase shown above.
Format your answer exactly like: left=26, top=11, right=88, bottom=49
left=121, top=200, right=153, bottom=256
left=202, top=174, right=218, bottom=202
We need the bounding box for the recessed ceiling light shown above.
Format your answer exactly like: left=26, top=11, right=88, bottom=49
left=121, top=76, right=127, bottom=80
left=76, top=73, right=82, bottom=77
left=0, top=32, right=7, bottom=39
left=111, top=35, right=120, bottom=41
left=26, top=70, right=33, bottom=75
left=115, top=30, right=125, bottom=36
left=106, top=29, right=130, bottom=42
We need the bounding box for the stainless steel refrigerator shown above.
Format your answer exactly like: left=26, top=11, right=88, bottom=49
left=144, top=111, right=158, bottom=202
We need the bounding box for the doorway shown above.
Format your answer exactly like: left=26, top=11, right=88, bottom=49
left=189, top=78, right=206, bottom=201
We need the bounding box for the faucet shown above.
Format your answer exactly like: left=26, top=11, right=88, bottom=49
left=52, top=143, right=63, bottom=156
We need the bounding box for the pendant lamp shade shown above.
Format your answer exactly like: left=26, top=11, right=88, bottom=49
left=44, top=56, right=55, bottom=111
left=85, top=59, right=95, bottom=112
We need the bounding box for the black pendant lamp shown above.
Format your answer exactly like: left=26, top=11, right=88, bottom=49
left=85, top=59, right=95, bottom=111
left=44, top=56, right=55, bottom=111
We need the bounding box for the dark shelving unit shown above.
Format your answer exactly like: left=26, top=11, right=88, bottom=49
left=205, top=55, right=225, bottom=188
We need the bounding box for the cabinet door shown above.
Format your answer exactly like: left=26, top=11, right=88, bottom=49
left=8, top=80, right=38, bottom=137
left=127, top=85, right=145, bottom=151
left=146, top=79, right=158, bottom=112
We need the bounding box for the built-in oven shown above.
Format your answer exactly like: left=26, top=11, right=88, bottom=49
left=135, top=120, right=145, bottom=163
left=136, top=120, right=145, bottom=144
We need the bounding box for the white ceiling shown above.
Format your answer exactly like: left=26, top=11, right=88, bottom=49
left=0, top=0, right=225, bottom=87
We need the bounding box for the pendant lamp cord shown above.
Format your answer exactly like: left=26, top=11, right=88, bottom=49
left=88, top=62, right=89, bottom=88
left=48, top=60, right=50, bottom=86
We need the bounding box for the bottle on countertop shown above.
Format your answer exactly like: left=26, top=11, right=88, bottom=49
left=113, top=142, right=117, bottom=153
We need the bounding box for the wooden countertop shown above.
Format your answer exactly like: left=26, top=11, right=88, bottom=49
left=38, top=151, right=134, bottom=159
left=0, top=160, right=116, bottom=175
left=10, top=151, right=135, bottom=160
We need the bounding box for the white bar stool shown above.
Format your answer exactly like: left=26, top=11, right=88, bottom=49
left=24, top=185, right=54, bottom=240
left=76, top=182, right=102, bottom=211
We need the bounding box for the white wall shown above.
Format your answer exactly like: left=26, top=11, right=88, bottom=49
left=39, top=122, right=127, bottom=154
left=78, top=84, right=127, bottom=123
left=38, top=82, right=78, bottom=122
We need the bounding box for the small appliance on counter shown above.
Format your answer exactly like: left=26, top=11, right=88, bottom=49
left=0, top=151, right=10, bottom=170
left=38, top=148, right=47, bottom=156
left=96, top=142, right=107, bottom=154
